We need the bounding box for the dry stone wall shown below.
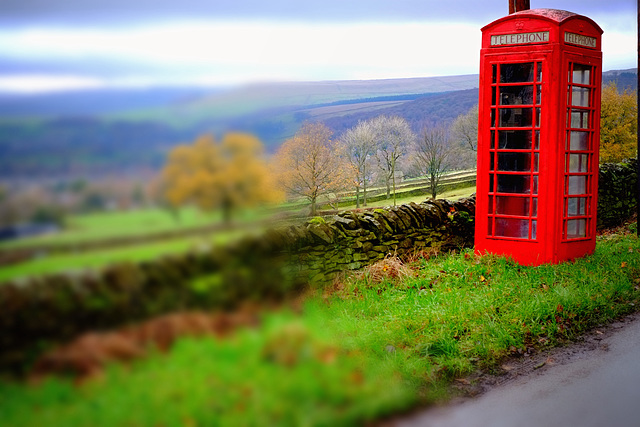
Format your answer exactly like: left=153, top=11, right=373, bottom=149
left=275, top=197, right=476, bottom=286
left=0, top=197, right=475, bottom=373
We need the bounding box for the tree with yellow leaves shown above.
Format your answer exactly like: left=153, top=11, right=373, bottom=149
left=600, top=83, right=637, bottom=163
left=162, top=133, right=283, bottom=222
left=273, top=122, right=353, bottom=216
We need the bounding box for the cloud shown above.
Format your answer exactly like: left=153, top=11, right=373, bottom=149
left=1, top=0, right=634, bottom=27
left=0, top=21, right=483, bottom=89
left=0, top=1, right=634, bottom=92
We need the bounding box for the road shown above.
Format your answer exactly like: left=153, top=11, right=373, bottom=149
left=393, top=312, right=640, bottom=427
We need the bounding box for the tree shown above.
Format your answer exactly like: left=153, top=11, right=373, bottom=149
left=273, top=122, right=352, bottom=216
left=339, top=120, right=377, bottom=208
left=600, top=83, right=637, bottom=163
left=162, top=133, right=283, bottom=223
left=450, top=104, right=478, bottom=169
left=370, top=115, right=415, bottom=206
left=451, top=104, right=478, bottom=152
left=414, top=126, right=452, bottom=199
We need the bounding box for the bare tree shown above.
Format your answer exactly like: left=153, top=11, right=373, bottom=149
left=450, top=104, right=478, bottom=170
left=273, top=122, right=352, bottom=216
left=415, top=126, right=452, bottom=199
left=370, top=115, right=415, bottom=206
left=339, top=120, right=376, bottom=208
left=451, top=104, right=478, bottom=153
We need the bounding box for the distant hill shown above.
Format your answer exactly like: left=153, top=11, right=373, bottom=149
left=0, top=69, right=635, bottom=181
left=602, top=68, right=637, bottom=92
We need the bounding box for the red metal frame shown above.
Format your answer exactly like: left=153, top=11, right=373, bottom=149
left=475, top=9, right=603, bottom=265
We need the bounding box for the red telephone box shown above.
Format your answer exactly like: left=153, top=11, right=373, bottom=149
left=475, top=9, right=603, bottom=265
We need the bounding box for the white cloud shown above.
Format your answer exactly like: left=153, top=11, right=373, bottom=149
left=0, top=74, right=105, bottom=93
left=0, top=21, right=482, bottom=86
left=0, top=13, right=634, bottom=91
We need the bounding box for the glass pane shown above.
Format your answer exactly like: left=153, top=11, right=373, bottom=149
left=500, top=85, right=534, bottom=105
left=572, top=64, right=591, bottom=85
left=495, top=196, right=530, bottom=216
left=569, top=131, right=589, bottom=150
left=533, top=153, right=539, bottom=172
left=535, top=131, right=540, bottom=149
left=532, top=176, right=538, bottom=195
left=495, top=218, right=529, bottom=238
left=567, top=219, right=586, bottom=238
left=488, top=219, right=493, bottom=235
left=488, top=196, right=494, bottom=213
left=490, top=154, right=495, bottom=171
left=491, top=109, right=496, bottom=127
left=501, top=63, right=534, bottom=83
left=532, top=198, right=538, bottom=216
left=536, top=86, right=541, bottom=104
left=489, top=174, right=495, bottom=192
left=536, top=62, right=542, bottom=82
left=531, top=220, right=537, bottom=239
left=498, top=130, right=532, bottom=149
left=500, top=108, right=533, bottom=127
left=492, top=64, right=497, bottom=84
left=567, top=197, right=587, bottom=216
left=497, top=175, right=530, bottom=194
left=571, top=87, right=590, bottom=107
left=568, top=154, right=589, bottom=173
left=490, top=130, right=496, bottom=149
left=570, top=110, right=589, bottom=129
left=536, top=108, right=541, bottom=126
left=568, top=176, right=587, bottom=195
left=492, top=87, right=496, bottom=106
left=498, top=152, right=532, bottom=171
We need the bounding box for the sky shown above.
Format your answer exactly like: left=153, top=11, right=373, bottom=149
left=0, top=0, right=636, bottom=93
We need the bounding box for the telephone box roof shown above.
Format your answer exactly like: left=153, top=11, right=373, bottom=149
left=482, top=8, right=603, bottom=34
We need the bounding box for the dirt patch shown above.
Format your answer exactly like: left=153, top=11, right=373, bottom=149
left=28, top=305, right=263, bottom=384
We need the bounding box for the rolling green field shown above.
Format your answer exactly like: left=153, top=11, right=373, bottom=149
left=1, top=229, right=638, bottom=426
left=0, top=181, right=476, bottom=284
left=0, top=229, right=261, bottom=283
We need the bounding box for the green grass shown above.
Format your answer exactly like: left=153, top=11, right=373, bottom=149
left=0, top=207, right=213, bottom=250
left=339, top=185, right=476, bottom=210
left=0, top=206, right=273, bottom=251
left=0, top=227, right=263, bottom=283
left=2, top=229, right=638, bottom=426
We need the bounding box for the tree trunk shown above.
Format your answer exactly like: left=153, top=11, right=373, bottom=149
left=430, top=171, right=437, bottom=199
left=355, top=186, right=361, bottom=208
left=222, top=197, right=233, bottom=225
left=391, top=159, right=397, bottom=206
left=363, top=181, right=368, bottom=207
left=310, top=196, right=317, bottom=216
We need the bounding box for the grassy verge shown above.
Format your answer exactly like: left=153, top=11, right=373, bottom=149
left=1, top=229, right=638, bottom=426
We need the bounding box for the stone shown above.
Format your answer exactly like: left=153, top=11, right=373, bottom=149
left=372, top=211, right=395, bottom=234
left=353, top=252, right=370, bottom=262
left=399, top=238, right=413, bottom=249
left=332, top=214, right=358, bottom=230
left=307, top=223, right=335, bottom=243
left=392, top=207, right=413, bottom=229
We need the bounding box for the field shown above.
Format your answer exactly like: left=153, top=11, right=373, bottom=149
left=1, top=228, right=638, bottom=426
left=0, top=177, right=476, bottom=284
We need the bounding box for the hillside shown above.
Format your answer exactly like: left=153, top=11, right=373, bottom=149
left=0, top=69, right=635, bottom=180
